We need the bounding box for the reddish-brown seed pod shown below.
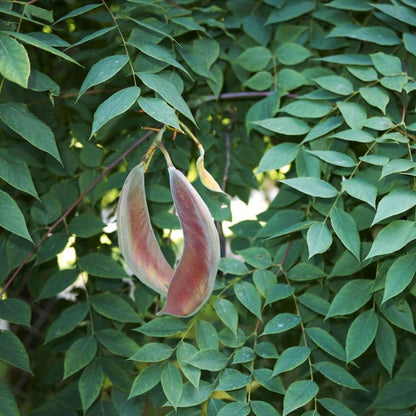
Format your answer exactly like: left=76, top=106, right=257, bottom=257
left=158, top=166, right=220, bottom=317
left=117, top=164, right=173, bottom=295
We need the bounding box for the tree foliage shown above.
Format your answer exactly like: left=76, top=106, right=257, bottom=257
left=1, top=0, right=416, bottom=414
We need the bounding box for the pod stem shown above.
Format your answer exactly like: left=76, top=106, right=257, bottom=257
left=158, top=141, right=174, bottom=168
left=141, top=125, right=167, bottom=170
left=179, top=121, right=205, bottom=157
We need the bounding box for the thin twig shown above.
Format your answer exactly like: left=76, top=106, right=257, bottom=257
left=1, top=129, right=157, bottom=296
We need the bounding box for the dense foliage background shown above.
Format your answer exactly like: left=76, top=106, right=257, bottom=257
left=1, top=0, right=416, bottom=414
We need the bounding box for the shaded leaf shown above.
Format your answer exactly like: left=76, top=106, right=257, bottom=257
left=272, top=346, right=310, bottom=376
left=256, top=143, right=299, bottom=173
left=307, top=222, right=333, bottom=257
left=90, top=86, right=141, bottom=138
left=0, top=103, right=60, bottom=162
left=234, top=281, right=262, bottom=319
left=0, top=330, right=32, bottom=373
left=64, top=335, right=97, bottom=379
left=129, top=363, right=164, bottom=398
left=215, top=298, right=238, bottom=335
left=186, top=349, right=228, bottom=371
left=305, top=327, right=346, bottom=361
left=346, top=309, right=378, bottom=362
left=314, top=361, right=366, bottom=390
left=78, top=253, right=128, bottom=278
left=129, top=343, right=173, bottom=362
left=0, top=33, right=29, bottom=87
left=254, top=117, right=310, bottom=135
left=341, top=178, right=377, bottom=207
left=79, top=360, right=104, bottom=413
left=161, top=362, right=183, bottom=408
left=283, top=380, right=319, bottom=416
left=262, top=313, right=301, bottom=336
left=330, top=207, right=360, bottom=260
left=134, top=316, right=186, bottom=337
left=0, top=298, right=31, bottom=326
left=90, top=293, right=141, bottom=323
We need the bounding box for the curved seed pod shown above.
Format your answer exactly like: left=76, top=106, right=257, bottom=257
left=158, top=166, right=220, bottom=317
left=117, top=164, right=173, bottom=295
left=196, top=153, right=224, bottom=193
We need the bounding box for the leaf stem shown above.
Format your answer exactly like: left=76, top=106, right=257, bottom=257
left=1, top=128, right=158, bottom=297
left=101, top=0, right=137, bottom=86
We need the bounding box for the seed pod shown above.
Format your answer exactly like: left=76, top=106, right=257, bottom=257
left=158, top=166, right=220, bottom=317
left=117, top=164, right=173, bottom=295
left=196, top=147, right=224, bottom=193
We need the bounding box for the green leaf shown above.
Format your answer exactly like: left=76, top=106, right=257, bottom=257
left=234, top=281, right=262, bottom=319
left=217, top=402, right=250, bottom=416
left=262, top=313, right=301, bottom=336
left=134, top=316, right=186, bottom=337
left=138, top=97, right=180, bottom=130
left=265, top=284, right=295, bottom=306
left=371, top=52, right=402, bottom=76
left=305, top=327, right=346, bottom=361
left=254, top=117, right=310, bottom=135
left=79, top=360, right=104, bottom=413
left=0, top=330, right=32, bottom=373
left=64, top=335, right=97, bottom=379
left=318, top=397, right=358, bottom=416
left=129, top=343, right=174, bottom=362
left=267, top=0, right=315, bottom=24
left=37, top=269, right=78, bottom=301
left=1, top=31, right=80, bottom=66
left=314, top=76, right=353, bottom=96
left=161, top=362, right=183, bottom=408
left=253, top=369, right=285, bottom=393
left=370, top=378, right=416, bottom=409
left=359, top=87, right=390, bottom=114
left=90, top=293, right=141, bottom=323
left=366, top=220, right=416, bottom=259
left=380, top=159, right=416, bottom=179
left=383, top=253, right=416, bottom=303
left=341, top=178, right=377, bottom=207
left=281, top=100, right=333, bottom=119
left=78, top=253, right=128, bottom=278
left=404, top=32, right=416, bottom=56
left=256, top=143, right=299, bottom=173
left=287, top=263, right=326, bottom=281
left=0, top=103, right=60, bottom=162
left=238, top=247, right=272, bottom=269
left=330, top=207, right=360, bottom=260
left=129, top=363, right=164, bottom=398
left=70, top=26, right=116, bottom=49
left=0, top=150, right=38, bottom=198
left=196, top=320, right=219, bottom=350
left=372, top=3, right=416, bottom=28
left=137, top=72, right=195, bottom=124
left=177, top=342, right=200, bottom=389
left=0, top=33, right=30, bottom=88
left=280, top=177, right=338, bottom=198
left=233, top=347, right=256, bottom=364
left=255, top=342, right=279, bottom=359
left=375, top=317, right=396, bottom=377
left=186, top=349, right=228, bottom=371
left=272, top=346, right=310, bottom=376
left=303, top=116, right=343, bottom=143
left=337, top=102, right=367, bottom=130
left=251, top=400, right=281, bottom=416
left=54, top=3, right=102, bottom=24
left=177, top=380, right=213, bottom=408
left=314, top=361, right=366, bottom=390
left=219, top=258, right=249, bottom=275
left=307, top=222, right=333, bottom=257
left=35, top=233, right=68, bottom=265
left=347, top=64, right=378, bottom=81
left=331, top=129, right=375, bottom=143
left=129, top=41, right=190, bottom=77
left=235, top=46, right=271, bottom=71
left=215, top=298, right=239, bottom=336
left=298, top=293, right=330, bottom=316
left=0, top=298, right=31, bottom=326
left=45, top=303, right=88, bottom=344
left=0, top=190, right=32, bottom=242
left=326, top=280, right=373, bottom=318
left=373, top=188, right=416, bottom=226
left=68, top=214, right=104, bottom=238
left=90, top=86, right=141, bottom=138
left=379, top=299, right=416, bottom=334
left=77, top=55, right=128, bottom=100
left=96, top=329, right=139, bottom=357
left=0, top=383, right=19, bottom=416
left=276, top=42, right=312, bottom=66
left=346, top=309, right=378, bottom=362
left=307, top=150, right=355, bottom=168
left=283, top=380, right=319, bottom=416
left=253, top=270, right=276, bottom=297
left=30, top=193, right=62, bottom=226
left=244, top=71, right=273, bottom=91
left=216, top=368, right=251, bottom=391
